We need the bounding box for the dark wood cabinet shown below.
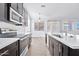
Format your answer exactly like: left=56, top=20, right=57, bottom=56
left=48, top=35, right=69, bottom=56
left=62, top=44, right=68, bottom=56
left=0, top=3, right=28, bottom=25
left=48, top=35, right=79, bottom=56
left=10, top=3, right=28, bottom=25
left=48, top=35, right=67, bottom=56
left=0, top=3, right=9, bottom=21
left=11, top=3, right=18, bottom=12
left=49, top=37, right=62, bottom=56
left=53, top=39, right=59, bottom=56
left=23, top=8, right=28, bottom=26
left=45, top=34, right=47, bottom=44
left=49, top=36, right=54, bottom=55
left=18, top=34, right=32, bottom=56
left=17, top=3, right=23, bottom=16
left=19, top=36, right=29, bottom=55
left=10, top=3, right=23, bottom=16
left=0, top=41, right=18, bottom=56
left=28, top=34, right=32, bottom=49
left=58, top=43, right=63, bottom=56
left=0, top=34, right=32, bottom=56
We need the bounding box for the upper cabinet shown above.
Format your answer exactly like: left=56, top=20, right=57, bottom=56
left=10, top=3, right=23, bottom=16
left=23, top=8, right=28, bottom=26
left=17, top=3, right=23, bottom=16
left=0, top=3, right=28, bottom=26
left=0, top=3, right=8, bottom=21
left=11, top=3, right=18, bottom=12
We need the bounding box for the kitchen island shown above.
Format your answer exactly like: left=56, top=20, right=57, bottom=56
left=46, top=32, right=79, bottom=56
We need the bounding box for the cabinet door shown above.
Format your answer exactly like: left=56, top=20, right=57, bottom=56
left=17, top=3, right=23, bottom=15
left=49, top=36, right=54, bottom=55
left=28, top=35, right=32, bottom=49
left=20, top=36, right=29, bottom=54
left=45, top=34, right=47, bottom=44
left=23, top=8, right=28, bottom=26
left=59, top=43, right=63, bottom=56
left=54, top=40, right=59, bottom=56
left=0, top=3, right=5, bottom=20
left=20, top=38, right=28, bottom=49
left=62, top=44, right=68, bottom=56
left=0, top=47, right=18, bottom=56
left=51, top=42, right=54, bottom=56
left=9, top=47, right=18, bottom=56
left=11, top=3, right=18, bottom=12
left=0, top=41, right=18, bottom=56
left=0, top=3, right=8, bottom=21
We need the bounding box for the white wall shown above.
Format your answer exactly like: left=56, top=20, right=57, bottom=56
left=25, top=15, right=31, bottom=33
left=47, top=21, right=61, bottom=34
left=16, top=15, right=31, bottom=35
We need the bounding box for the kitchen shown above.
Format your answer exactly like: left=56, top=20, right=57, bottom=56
left=1, top=3, right=79, bottom=56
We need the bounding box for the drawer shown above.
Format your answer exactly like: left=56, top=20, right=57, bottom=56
left=0, top=46, right=18, bottom=56
left=7, top=41, right=18, bottom=49
left=0, top=40, right=18, bottom=54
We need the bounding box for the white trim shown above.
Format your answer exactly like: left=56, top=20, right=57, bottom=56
left=10, top=7, right=23, bottom=24
left=10, top=7, right=23, bottom=18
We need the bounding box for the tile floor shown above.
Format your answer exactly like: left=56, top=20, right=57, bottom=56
left=27, top=37, right=51, bottom=56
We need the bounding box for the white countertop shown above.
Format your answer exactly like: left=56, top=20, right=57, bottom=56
left=47, top=32, right=79, bottom=49
left=0, top=38, right=19, bottom=50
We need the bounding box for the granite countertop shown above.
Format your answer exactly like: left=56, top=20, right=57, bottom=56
left=0, top=32, right=31, bottom=50
left=47, top=32, right=79, bottom=49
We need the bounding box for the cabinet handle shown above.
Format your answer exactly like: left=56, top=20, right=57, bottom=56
left=0, top=50, right=9, bottom=56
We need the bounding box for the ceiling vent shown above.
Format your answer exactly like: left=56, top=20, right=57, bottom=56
left=41, top=4, right=46, bottom=7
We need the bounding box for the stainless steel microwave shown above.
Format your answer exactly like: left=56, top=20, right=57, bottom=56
left=10, top=7, right=23, bottom=24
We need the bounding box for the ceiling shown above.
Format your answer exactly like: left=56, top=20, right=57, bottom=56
left=24, top=3, right=79, bottom=20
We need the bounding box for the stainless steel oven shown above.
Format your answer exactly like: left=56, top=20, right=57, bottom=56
left=10, top=7, right=23, bottom=24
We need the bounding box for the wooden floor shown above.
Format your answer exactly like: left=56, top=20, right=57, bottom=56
left=27, top=37, right=51, bottom=56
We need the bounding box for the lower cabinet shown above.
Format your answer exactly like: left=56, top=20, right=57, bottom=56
left=49, top=35, right=69, bottom=56
left=48, top=35, right=79, bottom=56
left=0, top=41, right=18, bottom=56
left=58, top=43, right=63, bottom=56
left=49, top=36, right=61, bottom=56
left=28, top=34, right=32, bottom=49
left=49, top=36, right=54, bottom=55
left=68, top=48, right=79, bottom=56
left=0, top=34, right=32, bottom=56
left=62, top=44, right=68, bottom=56
left=45, top=34, right=47, bottom=44
left=53, top=39, right=59, bottom=56
left=18, top=34, right=32, bottom=56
